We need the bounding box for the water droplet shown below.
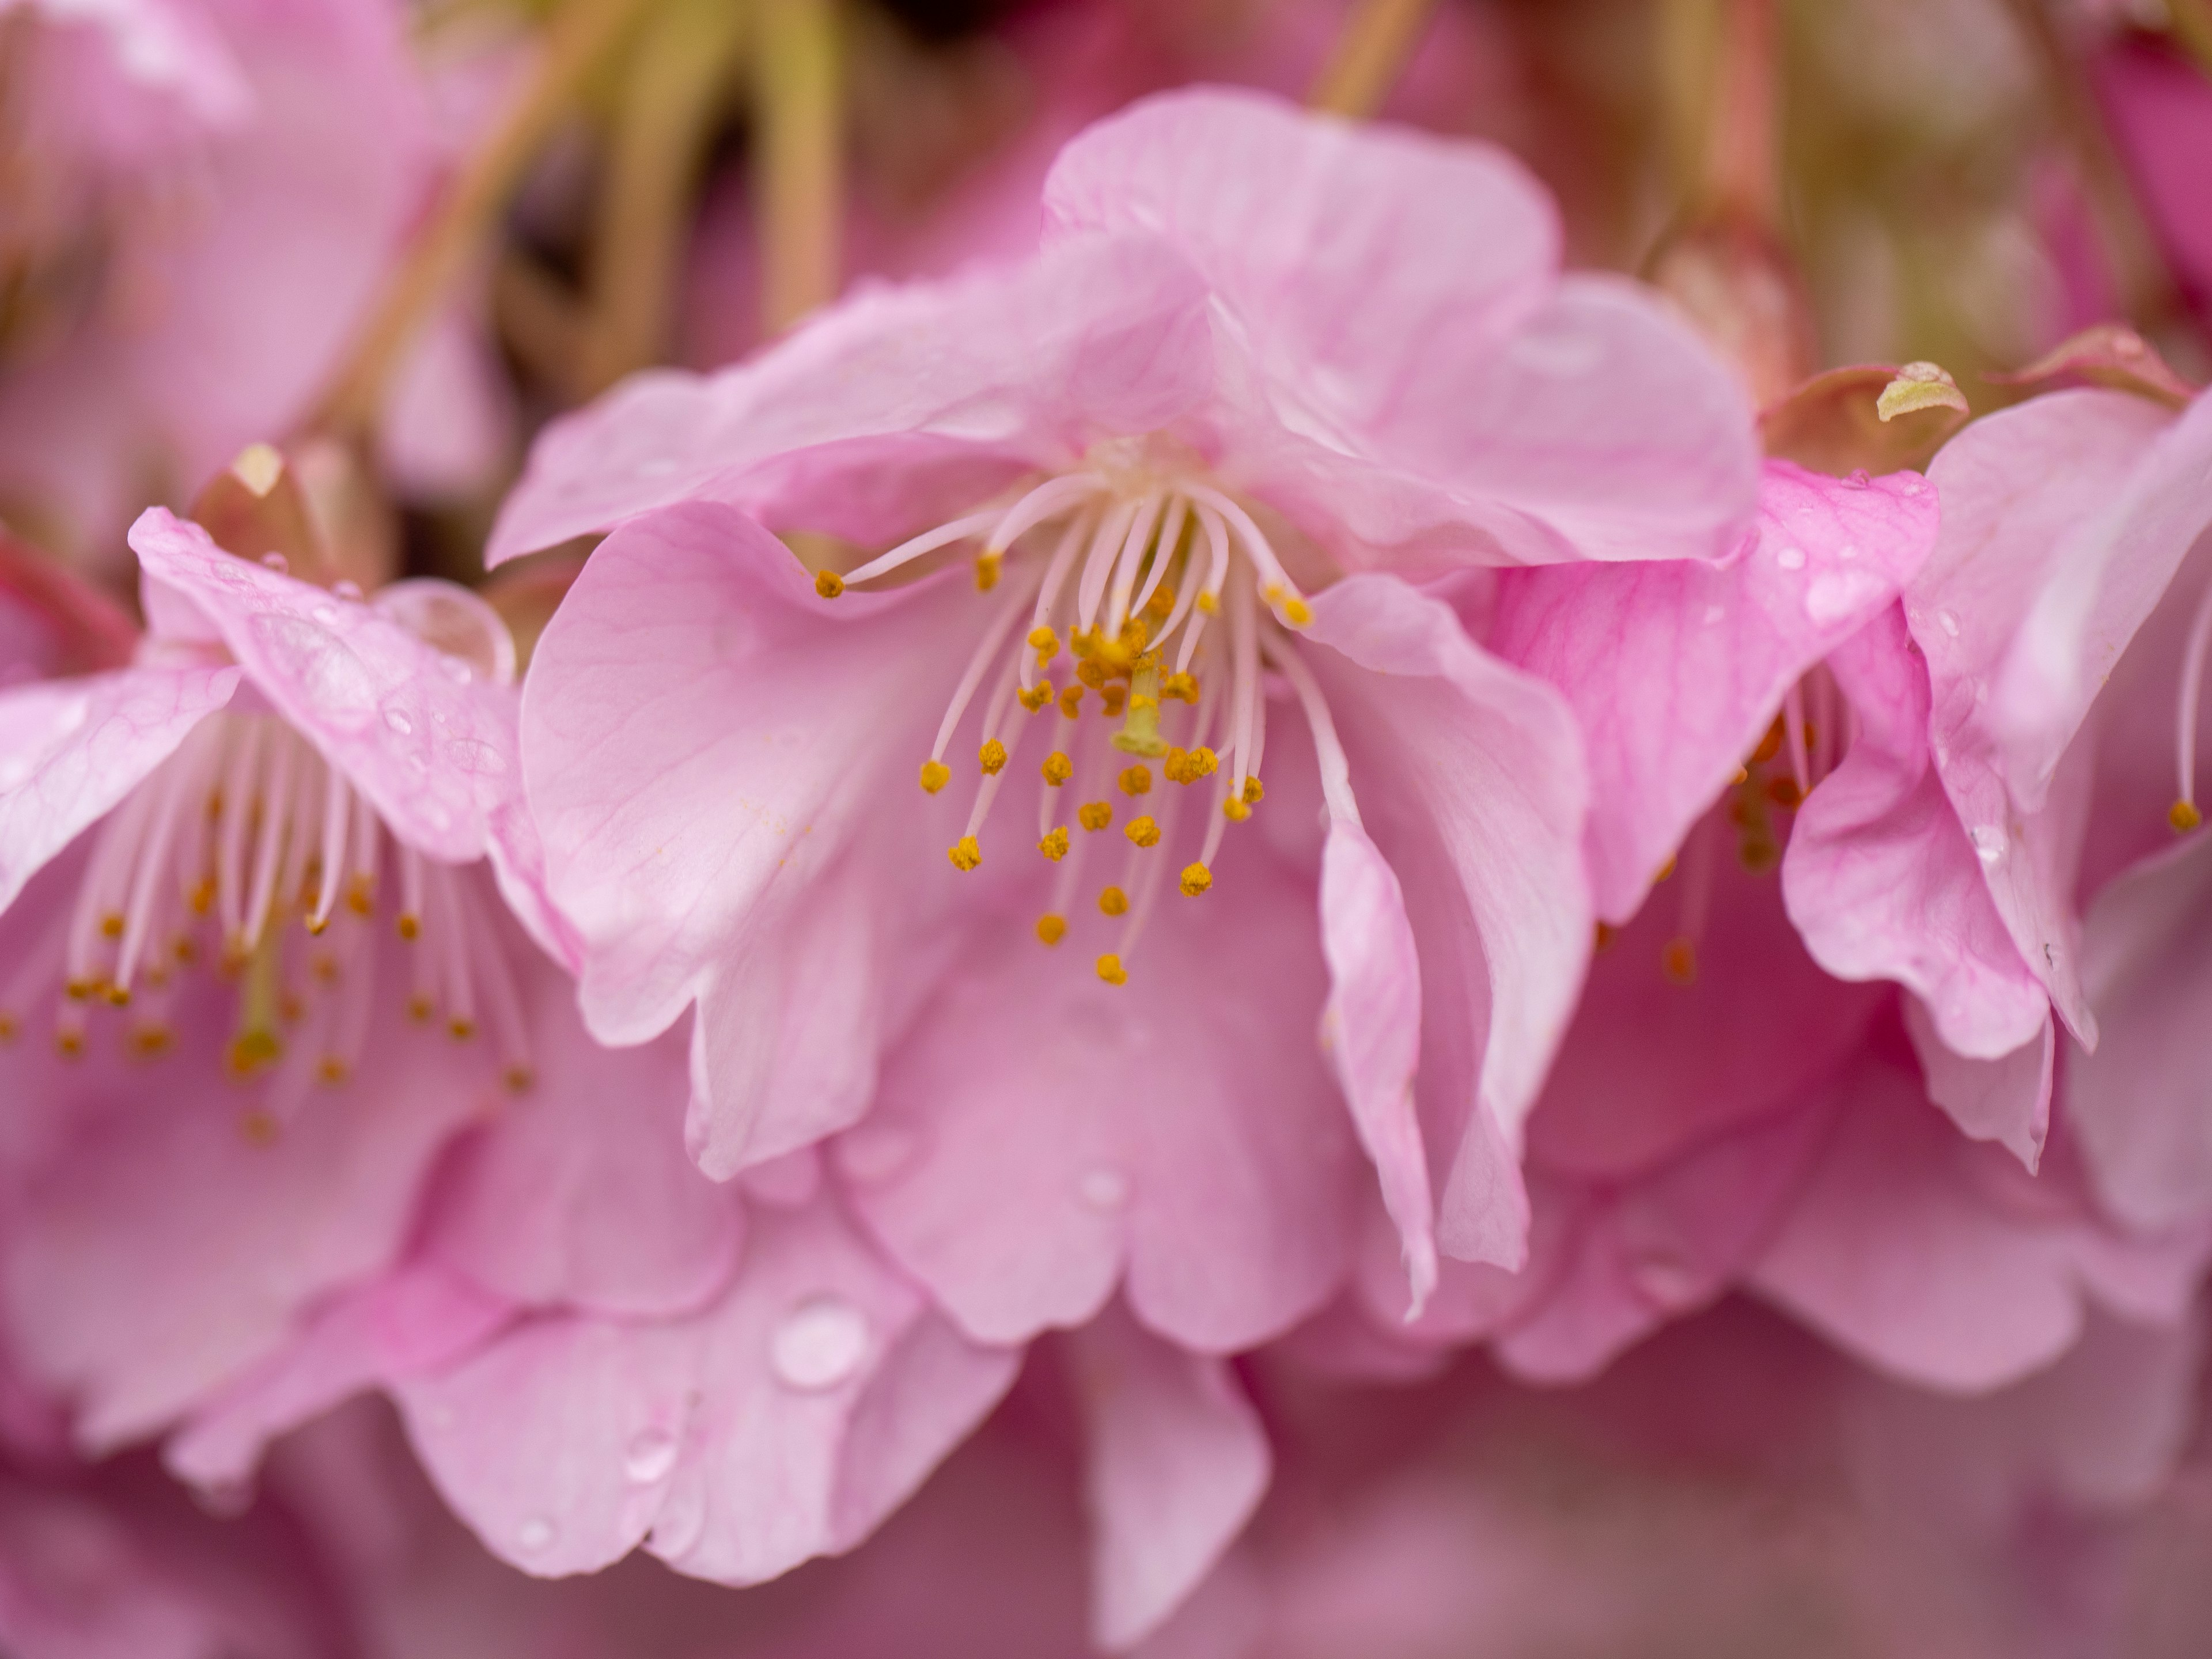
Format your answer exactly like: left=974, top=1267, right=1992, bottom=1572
left=441, top=656, right=474, bottom=684
left=1937, top=609, right=1960, bottom=638
left=1969, top=825, right=2006, bottom=865
left=517, top=1517, right=556, bottom=1552
left=770, top=1296, right=870, bottom=1391
left=333, top=579, right=365, bottom=601
left=623, top=1426, right=679, bottom=1484
left=443, top=737, right=506, bottom=776
left=1078, top=1166, right=1128, bottom=1211
left=53, top=695, right=88, bottom=735
left=1631, top=1251, right=1705, bottom=1309
left=1843, top=468, right=1871, bottom=488
left=383, top=706, right=413, bottom=735
left=1902, top=479, right=1925, bottom=497
left=260, top=552, right=289, bottom=573
left=1775, top=545, right=1806, bottom=570
left=838, top=1122, right=919, bottom=1185
left=250, top=615, right=376, bottom=729
left=311, top=603, right=340, bottom=624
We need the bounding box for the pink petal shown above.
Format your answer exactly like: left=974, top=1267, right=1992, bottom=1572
left=2066, top=837, right=2212, bottom=1229
left=1782, top=605, right=2052, bottom=1066
left=1749, top=1042, right=2209, bottom=1392
left=1316, top=820, right=1436, bottom=1314
left=1902, top=995, right=2052, bottom=1171
left=488, top=233, right=1212, bottom=564
left=392, top=1198, right=1018, bottom=1582
left=842, top=853, right=1357, bottom=1354
left=425, top=975, right=744, bottom=1319
left=127, top=509, right=518, bottom=863
left=1300, top=574, right=1590, bottom=1266
left=1066, top=1304, right=1270, bottom=1652
left=0, top=662, right=238, bottom=911
left=1490, top=460, right=1939, bottom=922
left=165, top=1263, right=510, bottom=1491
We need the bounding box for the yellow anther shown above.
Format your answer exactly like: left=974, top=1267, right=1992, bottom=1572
left=128, top=1024, right=173, bottom=1059
left=1028, top=626, right=1060, bottom=660
left=1036, top=914, right=1067, bottom=946
left=305, top=914, right=329, bottom=937
left=1654, top=855, right=1677, bottom=882
left=55, top=1028, right=84, bottom=1060
left=1594, top=921, right=1619, bottom=953
left=238, top=1108, right=278, bottom=1146
left=919, top=759, right=952, bottom=794
left=948, top=836, right=983, bottom=872
left=192, top=878, right=218, bottom=915
left=1242, top=776, right=1263, bottom=804
left=1018, top=681, right=1055, bottom=712
left=2172, top=800, right=2203, bottom=833
left=1079, top=801, right=1113, bottom=831
left=1039, top=827, right=1070, bottom=861
left=449, top=1017, right=476, bottom=1041
left=345, top=876, right=373, bottom=916
left=1070, top=628, right=1096, bottom=658
left=814, top=570, right=844, bottom=599
left=0, top=1012, right=16, bottom=1043
left=1042, top=751, right=1074, bottom=786
left=318, top=1056, right=349, bottom=1084
left=1661, top=938, right=1698, bottom=985
left=1180, top=862, right=1212, bottom=897
left=975, top=551, right=1002, bottom=591
left=1118, top=765, right=1153, bottom=796
left=503, top=1065, right=535, bottom=1093
left=228, top=1028, right=282, bottom=1077
left=979, top=738, right=1008, bottom=775
left=1282, top=597, right=1313, bottom=626
left=104, top=984, right=130, bottom=1007
left=1145, top=583, right=1176, bottom=618
left=1059, top=685, right=1084, bottom=718
left=1223, top=797, right=1251, bottom=823
left=397, top=912, right=421, bottom=941
left=1076, top=659, right=1107, bottom=689
left=1096, top=953, right=1128, bottom=985
left=1100, top=684, right=1128, bottom=716
left=1099, top=886, right=1129, bottom=916
left=408, top=994, right=434, bottom=1021
left=1126, top=815, right=1161, bottom=847
left=1196, top=591, right=1219, bottom=615
left=63, top=978, right=94, bottom=1002
left=100, top=914, right=123, bottom=940
left=1128, top=693, right=1157, bottom=714
left=1162, top=672, right=1199, bottom=703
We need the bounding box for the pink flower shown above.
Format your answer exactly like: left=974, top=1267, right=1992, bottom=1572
left=501, top=89, right=1758, bottom=1355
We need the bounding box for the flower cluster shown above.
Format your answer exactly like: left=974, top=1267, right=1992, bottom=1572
left=6, top=0, right=2212, bottom=1653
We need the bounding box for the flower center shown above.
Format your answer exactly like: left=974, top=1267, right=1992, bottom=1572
left=0, top=711, right=532, bottom=1115
left=820, top=459, right=1327, bottom=984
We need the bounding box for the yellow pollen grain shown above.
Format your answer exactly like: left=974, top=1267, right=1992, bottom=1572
left=1282, top=597, right=1313, bottom=626
left=346, top=876, right=373, bottom=916
left=1180, top=862, right=1211, bottom=897
left=238, top=1108, right=279, bottom=1146
left=305, top=914, right=329, bottom=937
left=1196, top=591, right=1219, bottom=615
left=948, top=835, right=983, bottom=872
left=100, top=914, right=123, bottom=940
left=398, top=912, right=422, bottom=941
left=1070, top=628, right=1096, bottom=659
left=408, top=994, right=434, bottom=1021
left=1126, top=816, right=1161, bottom=848
left=1145, top=584, right=1176, bottom=618
left=1099, top=885, right=1128, bottom=916
left=1096, top=953, right=1128, bottom=985
left=128, top=1024, right=173, bottom=1059
left=919, top=759, right=952, bottom=794
left=1242, top=777, right=1263, bottom=804
left=318, top=1056, right=349, bottom=1084
left=1028, top=626, right=1059, bottom=659
left=1163, top=672, right=1199, bottom=703
left=1059, top=685, right=1084, bottom=718
left=1079, top=801, right=1113, bottom=832
left=449, top=1017, right=476, bottom=1041
left=1019, top=682, right=1054, bottom=712
left=228, top=1028, right=282, bottom=1077
left=55, top=1028, right=84, bottom=1060
left=1042, top=751, right=1073, bottom=786
left=1077, top=659, right=1107, bottom=690
left=1118, top=765, right=1152, bottom=796
left=1223, top=797, right=1251, bottom=823
left=0, top=1012, right=16, bottom=1043
left=975, top=551, right=1002, bottom=592
left=1100, top=684, right=1128, bottom=717
left=979, top=738, right=1009, bottom=775
left=1661, top=938, right=1698, bottom=985
left=814, top=570, right=844, bottom=599
left=504, top=1065, right=535, bottom=1093
left=2172, top=800, right=2203, bottom=833
left=104, top=985, right=130, bottom=1007
left=191, top=878, right=217, bottom=916
left=1036, top=913, right=1067, bottom=946
left=1039, top=827, right=1070, bottom=861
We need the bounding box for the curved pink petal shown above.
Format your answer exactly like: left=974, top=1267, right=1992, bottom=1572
left=1490, top=461, right=1938, bottom=922
left=1902, top=995, right=2052, bottom=1171
left=0, top=661, right=238, bottom=911
left=1783, top=605, right=2051, bottom=1066
left=1066, top=1303, right=1270, bottom=1652
left=425, top=976, right=743, bottom=1320
left=842, top=850, right=1357, bottom=1354
left=518, top=501, right=970, bottom=1055
left=1300, top=574, right=1590, bottom=1267
left=2066, top=836, right=2212, bottom=1230
left=128, top=509, right=517, bottom=863
left=1316, top=820, right=1435, bottom=1314
left=392, top=1198, right=1018, bottom=1584
left=488, top=233, right=1212, bottom=563
left=1749, top=1043, right=2209, bottom=1392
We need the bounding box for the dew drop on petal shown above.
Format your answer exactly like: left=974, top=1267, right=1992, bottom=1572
left=443, top=737, right=506, bottom=776
left=442, top=656, right=474, bottom=684
left=260, top=552, right=288, bottom=574
left=623, top=1426, right=679, bottom=1484
left=334, top=580, right=365, bottom=601
left=1078, top=1166, right=1128, bottom=1211
left=1969, top=825, right=2006, bottom=865
left=311, top=603, right=340, bottom=624
left=1631, top=1251, right=1704, bottom=1309
left=770, top=1296, right=870, bottom=1391
left=383, top=706, right=413, bottom=735
left=251, top=614, right=376, bottom=729
left=1937, top=610, right=1960, bottom=638
left=1775, top=546, right=1806, bottom=571
left=517, top=1517, right=556, bottom=1552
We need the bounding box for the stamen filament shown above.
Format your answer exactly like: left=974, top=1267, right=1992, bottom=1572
left=1104, top=490, right=1165, bottom=635
left=1021, top=510, right=1098, bottom=691
left=1783, top=682, right=1811, bottom=799
left=309, top=763, right=351, bottom=930
left=2174, top=580, right=2212, bottom=828
left=843, top=507, right=999, bottom=586
left=1130, top=496, right=1188, bottom=622
left=931, top=569, right=1044, bottom=763
left=987, top=473, right=1105, bottom=554
left=1075, top=498, right=1141, bottom=635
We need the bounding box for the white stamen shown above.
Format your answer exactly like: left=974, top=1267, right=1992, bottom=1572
left=2176, top=581, right=2212, bottom=815
left=1184, top=483, right=1303, bottom=612
left=1104, top=491, right=1164, bottom=635
left=1267, top=641, right=1357, bottom=824
left=842, top=508, right=999, bottom=586
left=309, top=761, right=350, bottom=930
left=214, top=718, right=263, bottom=945
left=1076, top=497, right=1141, bottom=635
left=932, top=570, right=1043, bottom=763
left=1129, top=495, right=1188, bottom=624
left=1172, top=503, right=1232, bottom=674
left=1783, top=681, right=1811, bottom=798
left=240, top=731, right=297, bottom=951
left=1021, top=511, right=1097, bottom=691
left=986, top=474, right=1105, bottom=554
